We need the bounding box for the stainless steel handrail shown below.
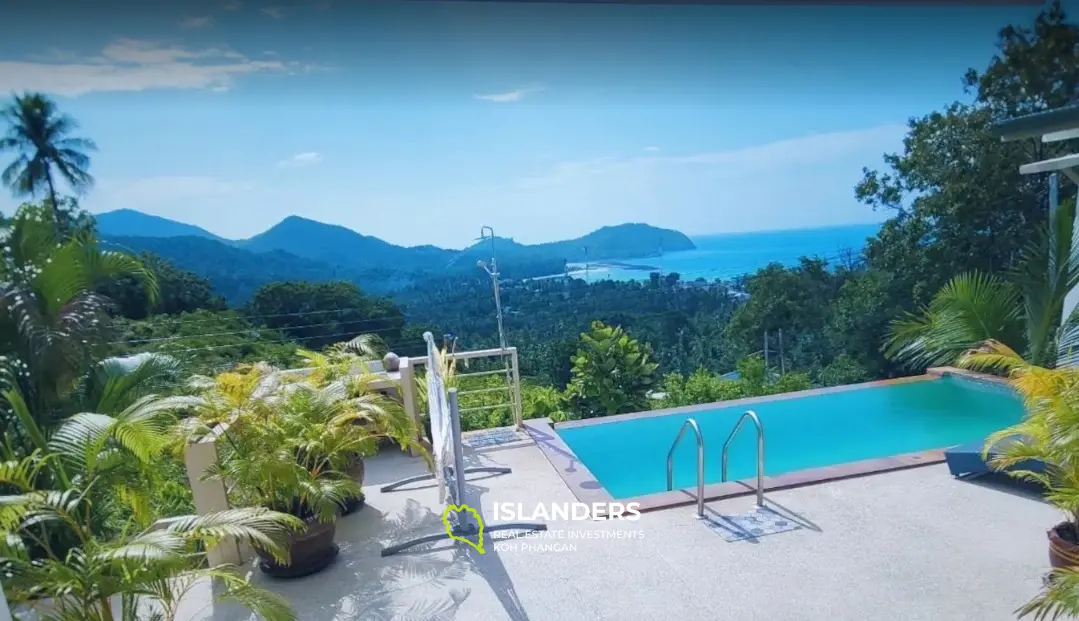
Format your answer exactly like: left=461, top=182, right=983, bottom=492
left=721, top=410, right=765, bottom=506
left=666, top=418, right=706, bottom=518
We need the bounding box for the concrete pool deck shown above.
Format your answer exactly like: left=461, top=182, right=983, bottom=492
left=191, top=431, right=1057, bottom=621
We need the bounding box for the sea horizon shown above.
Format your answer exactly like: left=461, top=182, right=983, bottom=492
left=563, top=221, right=882, bottom=283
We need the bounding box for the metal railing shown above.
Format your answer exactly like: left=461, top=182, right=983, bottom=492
left=721, top=410, right=765, bottom=507
left=666, top=418, right=706, bottom=518
left=411, top=346, right=524, bottom=429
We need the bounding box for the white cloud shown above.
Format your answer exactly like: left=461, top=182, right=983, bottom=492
left=179, top=16, right=215, bottom=28
left=222, top=0, right=243, bottom=10
left=460, top=123, right=904, bottom=242
left=473, top=84, right=545, bottom=103
left=515, top=124, right=907, bottom=189
left=0, top=39, right=303, bottom=96
left=643, top=146, right=659, bottom=152
left=262, top=6, right=284, bottom=18
left=277, top=152, right=323, bottom=168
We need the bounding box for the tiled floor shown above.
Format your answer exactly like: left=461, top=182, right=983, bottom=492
left=701, top=504, right=804, bottom=542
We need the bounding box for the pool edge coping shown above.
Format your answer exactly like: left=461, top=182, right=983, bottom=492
left=525, top=369, right=1010, bottom=514
left=555, top=374, right=937, bottom=430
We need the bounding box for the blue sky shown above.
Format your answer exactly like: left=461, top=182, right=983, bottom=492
left=0, top=0, right=1053, bottom=248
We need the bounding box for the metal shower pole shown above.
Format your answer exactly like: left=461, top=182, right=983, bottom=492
left=477, top=226, right=520, bottom=423
left=477, top=226, right=507, bottom=351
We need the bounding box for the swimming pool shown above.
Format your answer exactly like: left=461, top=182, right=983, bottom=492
left=555, top=375, right=1025, bottom=500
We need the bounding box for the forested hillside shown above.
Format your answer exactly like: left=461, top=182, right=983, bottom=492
left=96, top=211, right=694, bottom=302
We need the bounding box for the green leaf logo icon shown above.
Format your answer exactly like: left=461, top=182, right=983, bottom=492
left=443, top=504, right=485, bottom=554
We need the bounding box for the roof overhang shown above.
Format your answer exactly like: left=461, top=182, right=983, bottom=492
left=993, top=104, right=1079, bottom=142
left=995, top=105, right=1079, bottom=183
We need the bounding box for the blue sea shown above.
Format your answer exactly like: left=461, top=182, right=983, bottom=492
left=568, top=222, right=882, bottom=283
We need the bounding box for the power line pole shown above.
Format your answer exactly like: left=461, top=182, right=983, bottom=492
left=658, top=238, right=664, bottom=280
left=583, top=246, right=590, bottom=284
left=563, top=259, right=570, bottom=299
left=763, top=331, right=769, bottom=371
left=778, top=328, right=786, bottom=375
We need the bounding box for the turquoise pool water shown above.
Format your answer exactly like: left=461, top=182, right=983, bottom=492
left=556, top=376, right=1025, bottom=499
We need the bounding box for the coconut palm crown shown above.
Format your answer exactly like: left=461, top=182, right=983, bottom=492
left=0, top=93, right=97, bottom=212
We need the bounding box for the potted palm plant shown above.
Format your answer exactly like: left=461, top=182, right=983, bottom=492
left=960, top=341, right=1079, bottom=618
left=188, top=367, right=356, bottom=578
left=190, top=360, right=424, bottom=578
left=296, top=338, right=428, bottom=516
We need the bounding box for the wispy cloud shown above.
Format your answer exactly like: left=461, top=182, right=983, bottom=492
left=262, top=6, right=284, bottom=18
left=179, top=16, right=214, bottom=28
left=0, top=39, right=306, bottom=96
left=222, top=0, right=243, bottom=10
left=473, top=84, right=545, bottom=103
left=515, top=124, right=907, bottom=189
left=643, top=146, right=660, bottom=152
left=277, top=152, right=323, bottom=168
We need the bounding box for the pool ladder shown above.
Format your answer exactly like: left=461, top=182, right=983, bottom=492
left=666, top=410, right=766, bottom=518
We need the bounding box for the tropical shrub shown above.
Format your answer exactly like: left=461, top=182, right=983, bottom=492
left=567, top=321, right=658, bottom=418
left=522, top=384, right=568, bottom=420
left=656, top=356, right=814, bottom=409
left=960, top=341, right=1079, bottom=619
left=817, top=354, right=872, bottom=387
left=0, top=372, right=300, bottom=620
left=885, top=200, right=1079, bottom=370
left=656, top=369, right=747, bottom=408
left=0, top=204, right=157, bottom=436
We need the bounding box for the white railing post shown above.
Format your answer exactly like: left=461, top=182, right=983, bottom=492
left=184, top=434, right=244, bottom=566
left=510, top=348, right=524, bottom=429
left=398, top=357, right=424, bottom=457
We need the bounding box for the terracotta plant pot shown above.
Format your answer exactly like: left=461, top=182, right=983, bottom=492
left=257, top=517, right=338, bottom=579
left=1048, top=521, right=1079, bottom=569
left=347, top=455, right=365, bottom=484
left=340, top=493, right=366, bottom=516
left=337, top=456, right=367, bottom=516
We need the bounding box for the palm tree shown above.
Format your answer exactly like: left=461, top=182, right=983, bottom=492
left=884, top=199, right=1079, bottom=369
left=0, top=93, right=97, bottom=214
left=0, top=205, right=157, bottom=439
